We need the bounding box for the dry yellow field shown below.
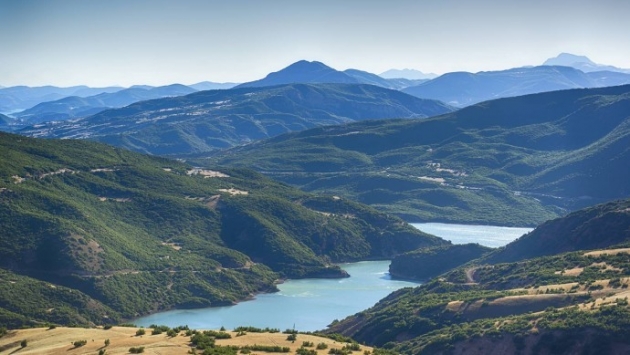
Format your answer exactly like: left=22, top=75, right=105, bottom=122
left=0, top=327, right=370, bottom=355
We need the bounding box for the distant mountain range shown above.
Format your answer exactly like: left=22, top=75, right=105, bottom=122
left=0, top=85, right=123, bottom=113
left=5, top=55, right=629, bottom=125
left=544, top=52, right=630, bottom=74
left=0, top=81, right=237, bottom=118
left=188, top=81, right=238, bottom=91
left=236, top=60, right=426, bottom=90
left=213, top=84, right=630, bottom=226
left=379, top=68, right=438, bottom=80
left=13, top=84, right=198, bottom=124
left=21, top=83, right=454, bottom=156
left=402, top=65, right=630, bottom=106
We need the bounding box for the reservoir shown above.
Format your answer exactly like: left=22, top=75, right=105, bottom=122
left=134, top=260, right=416, bottom=331
left=134, top=223, right=532, bottom=330
left=410, top=222, right=532, bottom=247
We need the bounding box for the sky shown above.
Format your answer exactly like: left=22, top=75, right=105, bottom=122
left=1, top=0, right=629, bottom=87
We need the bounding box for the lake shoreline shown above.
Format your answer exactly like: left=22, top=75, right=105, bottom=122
left=132, top=223, right=532, bottom=330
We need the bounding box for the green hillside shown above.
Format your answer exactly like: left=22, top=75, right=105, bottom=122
left=483, top=198, right=630, bottom=264
left=0, top=132, right=444, bottom=327
left=326, top=199, right=630, bottom=353
left=22, top=83, right=454, bottom=156
left=389, top=243, right=492, bottom=281
left=213, top=85, right=630, bottom=226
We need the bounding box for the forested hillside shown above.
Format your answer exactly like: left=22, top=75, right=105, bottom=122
left=0, top=132, right=444, bottom=327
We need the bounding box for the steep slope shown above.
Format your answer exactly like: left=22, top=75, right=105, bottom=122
left=326, top=199, right=630, bottom=353
left=213, top=85, right=630, bottom=225
left=389, top=243, right=492, bottom=281
left=21, top=83, right=454, bottom=156
left=484, top=199, right=630, bottom=264
left=0, top=132, right=444, bottom=327
left=13, top=84, right=197, bottom=123
left=402, top=65, right=629, bottom=106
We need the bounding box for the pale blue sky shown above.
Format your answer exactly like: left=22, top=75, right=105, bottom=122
left=1, top=0, right=629, bottom=87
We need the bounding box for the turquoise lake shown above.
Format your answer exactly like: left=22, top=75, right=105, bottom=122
left=134, top=223, right=532, bottom=331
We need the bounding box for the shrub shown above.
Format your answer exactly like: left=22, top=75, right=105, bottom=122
left=302, top=341, right=314, bottom=347
left=105, top=338, right=110, bottom=347
left=99, top=349, right=107, bottom=355
left=136, top=328, right=146, bottom=336
left=73, top=340, right=88, bottom=347
left=241, top=345, right=290, bottom=353
left=316, top=343, right=328, bottom=350
left=296, top=347, right=317, bottom=355
left=342, top=343, right=361, bottom=352
left=129, top=346, right=145, bottom=353
left=20, top=339, right=27, bottom=348
left=167, top=329, right=178, bottom=337
left=191, top=333, right=216, bottom=350
left=287, top=333, right=297, bottom=342
left=103, top=325, right=113, bottom=330
left=151, top=324, right=171, bottom=335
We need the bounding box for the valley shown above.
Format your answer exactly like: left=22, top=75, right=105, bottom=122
left=2, top=15, right=630, bottom=352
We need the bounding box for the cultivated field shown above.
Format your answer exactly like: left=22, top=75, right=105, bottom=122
left=0, top=327, right=370, bottom=355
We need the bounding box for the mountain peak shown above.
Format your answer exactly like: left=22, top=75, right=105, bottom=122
left=543, top=53, right=630, bottom=74
left=543, top=53, right=595, bottom=66
left=236, top=60, right=359, bottom=88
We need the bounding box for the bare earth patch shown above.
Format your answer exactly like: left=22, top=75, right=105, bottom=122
left=161, top=242, right=182, bottom=251
left=219, top=188, right=249, bottom=196
left=187, top=169, right=230, bottom=178
left=418, top=176, right=445, bottom=184
left=99, top=197, right=131, bottom=202
left=585, top=248, right=630, bottom=257
left=554, top=267, right=584, bottom=276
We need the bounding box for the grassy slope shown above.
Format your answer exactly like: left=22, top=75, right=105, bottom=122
left=326, top=199, right=630, bottom=353
left=0, top=132, right=445, bottom=327
left=213, top=85, right=630, bottom=226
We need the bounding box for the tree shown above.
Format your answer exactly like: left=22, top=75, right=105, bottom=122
left=21, top=339, right=28, bottom=348
left=105, top=338, right=110, bottom=347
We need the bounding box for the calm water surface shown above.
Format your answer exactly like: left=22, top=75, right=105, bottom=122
left=135, top=224, right=532, bottom=330
left=410, top=222, right=533, bottom=247
left=134, top=260, right=417, bottom=331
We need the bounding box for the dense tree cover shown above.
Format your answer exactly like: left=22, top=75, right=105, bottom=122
left=389, top=243, right=492, bottom=281
left=0, top=132, right=444, bottom=327
left=214, top=85, right=630, bottom=225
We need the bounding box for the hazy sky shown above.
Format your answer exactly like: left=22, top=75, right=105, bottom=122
left=2, top=0, right=629, bottom=87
